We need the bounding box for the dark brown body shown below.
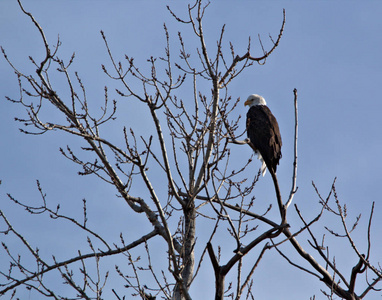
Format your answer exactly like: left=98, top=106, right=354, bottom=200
left=246, top=105, right=282, bottom=173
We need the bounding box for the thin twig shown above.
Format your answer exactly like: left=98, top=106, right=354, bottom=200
left=285, top=88, right=298, bottom=209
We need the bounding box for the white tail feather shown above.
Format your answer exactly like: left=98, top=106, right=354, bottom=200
left=255, top=151, right=267, bottom=176
left=260, top=159, right=267, bottom=176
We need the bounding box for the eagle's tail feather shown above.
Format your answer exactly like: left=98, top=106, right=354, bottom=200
left=260, top=159, right=267, bottom=177
left=255, top=151, right=267, bottom=177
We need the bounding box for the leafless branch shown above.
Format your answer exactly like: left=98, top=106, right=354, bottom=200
left=0, top=229, right=157, bottom=296
left=285, top=88, right=298, bottom=209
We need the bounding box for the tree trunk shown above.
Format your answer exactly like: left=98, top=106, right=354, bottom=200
left=214, top=271, right=225, bottom=300
left=173, top=200, right=196, bottom=300
left=182, top=201, right=196, bottom=286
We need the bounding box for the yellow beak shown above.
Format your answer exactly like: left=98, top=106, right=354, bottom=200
left=244, top=99, right=251, bottom=106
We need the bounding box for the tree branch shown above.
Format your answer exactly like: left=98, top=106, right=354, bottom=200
left=0, top=229, right=158, bottom=296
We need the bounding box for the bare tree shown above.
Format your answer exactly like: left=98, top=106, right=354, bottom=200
left=1, top=1, right=381, bottom=299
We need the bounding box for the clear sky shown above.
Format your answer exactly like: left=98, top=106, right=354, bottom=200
left=1, top=1, right=382, bottom=299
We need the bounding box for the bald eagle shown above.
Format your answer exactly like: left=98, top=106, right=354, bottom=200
left=245, top=94, right=282, bottom=176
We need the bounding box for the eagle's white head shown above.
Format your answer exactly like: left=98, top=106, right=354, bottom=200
left=244, top=94, right=267, bottom=107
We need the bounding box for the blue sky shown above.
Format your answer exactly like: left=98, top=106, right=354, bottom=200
left=1, top=1, right=382, bottom=299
